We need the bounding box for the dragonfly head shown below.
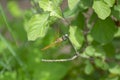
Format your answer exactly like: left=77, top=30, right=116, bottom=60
left=62, top=34, right=69, bottom=41
left=64, top=34, right=68, bottom=37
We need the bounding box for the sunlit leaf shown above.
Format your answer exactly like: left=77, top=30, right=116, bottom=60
left=114, top=28, right=120, bottom=37
left=85, top=46, right=95, bottom=56
left=95, top=58, right=109, bottom=70
left=92, top=0, right=111, bottom=20
left=39, top=0, right=62, bottom=18
left=69, top=25, right=84, bottom=49
left=25, top=13, right=49, bottom=41
left=104, top=0, right=115, bottom=7
left=94, top=47, right=106, bottom=58
left=109, top=65, right=120, bottom=75
left=85, top=61, right=94, bottom=75
left=84, top=45, right=105, bottom=59
left=68, top=0, right=80, bottom=10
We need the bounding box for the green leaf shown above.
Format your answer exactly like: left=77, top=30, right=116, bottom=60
left=72, top=13, right=85, bottom=30
left=103, top=43, right=115, bottom=58
left=68, top=0, right=80, bottom=10
left=95, top=59, right=103, bottom=68
left=79, top=0, right=93, bottom=11
left=112, top=37, right=120, bottom=49
left=104, top=0, right=115, bottom=7
left=88, top=12, right=98, bottom=29
left=92, top=0, right=111, bottom=20
left=39, top=0, right=62, bottom=18
left=112, top=5, right=120, bottom=20
left=95, top=58, right=109, bottom=70
left=94, top=47, right=106, bottom=58
left=85, top=46, right=95, bottom=56
left=85, top=46, right=105, bottom=58
left=63, top=7, right=78, bottom=18
left=91, top=18, right=116, bottom=44
left=85, top=61, right=94, bottom=75
left=69, top=25, right=84, bottom=49
left=25, top=13, right=49, bottom=41
left=114, top=28, right=120, bottom=37
left=109, top=65, right=120, bottom=75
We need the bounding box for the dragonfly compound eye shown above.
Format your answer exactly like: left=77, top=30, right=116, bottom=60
left=62, top=34, right=68, bottom=41
left=64, top=34, right=68, bottom=37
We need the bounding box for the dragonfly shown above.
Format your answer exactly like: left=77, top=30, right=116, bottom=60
left=41, top=34, right=80, bottom=62
left=41, top=34, right=68, bottom=51
left=41, top=26, right=62, bottom=50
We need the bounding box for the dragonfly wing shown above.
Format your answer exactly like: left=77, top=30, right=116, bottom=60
left=41, top=42, right=56, bottom=51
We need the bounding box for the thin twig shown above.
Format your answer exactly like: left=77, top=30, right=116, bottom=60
left=0, top=4, right=16, bottom=42
left=42, top=55, right=78, bottom=62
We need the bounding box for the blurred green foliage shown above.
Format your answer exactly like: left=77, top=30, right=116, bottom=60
left=0, top=0, right=120, bottom=80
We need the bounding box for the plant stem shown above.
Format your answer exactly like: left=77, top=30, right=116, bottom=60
left=0, top=4, right=16, bottom=42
